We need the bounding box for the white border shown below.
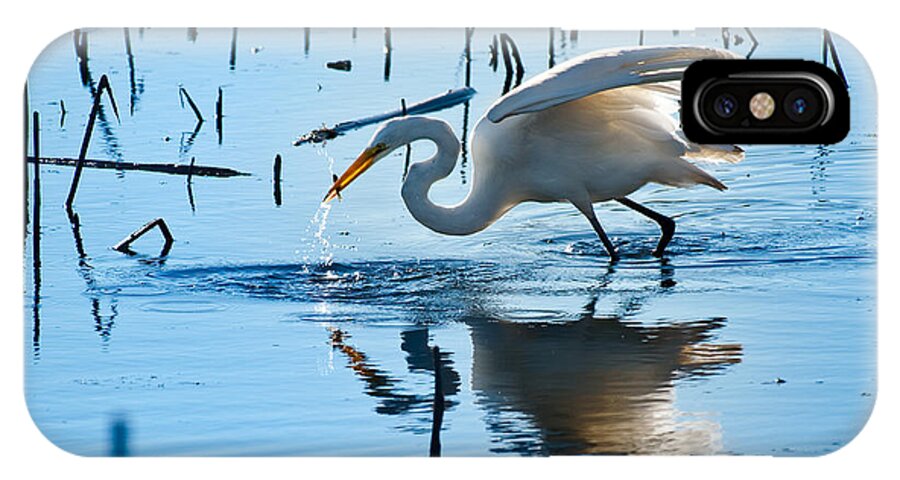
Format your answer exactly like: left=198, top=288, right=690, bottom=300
left=2, top=1, right=894, bottom=479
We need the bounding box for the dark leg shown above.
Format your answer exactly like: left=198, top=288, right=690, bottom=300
left=616, top=197, right=675, bottom=257
left=573, top=201, right=618, bottom=260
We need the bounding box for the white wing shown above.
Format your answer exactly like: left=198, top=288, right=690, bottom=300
left=486, top=46, right=741, bottom=123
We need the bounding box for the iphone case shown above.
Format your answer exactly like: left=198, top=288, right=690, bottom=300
left=23, top=27, right=876, bottom=456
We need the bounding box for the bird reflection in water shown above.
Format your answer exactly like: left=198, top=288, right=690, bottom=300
left=330, top=296, right=741, bottom=455
left=472, top=297, right=741, bottom=455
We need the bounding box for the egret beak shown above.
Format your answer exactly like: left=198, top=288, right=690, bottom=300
left=323, top=144, right=386, bottom=203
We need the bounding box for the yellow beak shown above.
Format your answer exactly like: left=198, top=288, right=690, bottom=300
left=323, top=145, right=386, bottom=203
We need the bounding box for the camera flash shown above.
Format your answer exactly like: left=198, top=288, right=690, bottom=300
left=750, top=92, right=776, bottom=120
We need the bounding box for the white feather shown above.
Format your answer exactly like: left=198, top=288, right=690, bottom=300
left=486, top=46, right=742, bottom=123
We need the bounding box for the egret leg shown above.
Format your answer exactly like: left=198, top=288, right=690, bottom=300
left=615, top=197, right=675, bottom=257
left=572, top=202, right=619, bottom=260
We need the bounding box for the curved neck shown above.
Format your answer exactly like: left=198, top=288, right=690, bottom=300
left=400, top=119, right=510, bottom=236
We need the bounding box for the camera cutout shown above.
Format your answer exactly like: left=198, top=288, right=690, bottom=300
left=682, top=60, right=849, bottom=144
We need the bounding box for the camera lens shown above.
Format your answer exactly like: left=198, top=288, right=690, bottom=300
left=713, top=94, right=738, bottom=118
left=784, top=88, right=820, bottom=123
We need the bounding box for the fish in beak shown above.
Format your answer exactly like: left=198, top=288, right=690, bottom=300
left=323, top=144, right=388, bottom=203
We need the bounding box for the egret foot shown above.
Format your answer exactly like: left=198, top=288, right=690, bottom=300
left=616, top=197, right=675, bottom=257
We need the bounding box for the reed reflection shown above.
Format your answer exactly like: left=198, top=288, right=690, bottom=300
left=30, top=111, right=42, bottom=359
left=330, top=328, right=460, bottom=422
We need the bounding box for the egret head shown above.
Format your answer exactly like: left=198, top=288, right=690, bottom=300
left=324, top=116, right=455, bottom=203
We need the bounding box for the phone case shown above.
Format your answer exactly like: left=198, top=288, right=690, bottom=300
left=23, top=27, right=876, bottom=456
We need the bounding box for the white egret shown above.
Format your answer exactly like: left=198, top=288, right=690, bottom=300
left=324, top=46, right=744, bottom=259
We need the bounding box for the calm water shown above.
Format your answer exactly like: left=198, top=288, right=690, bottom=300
left=24, top=28, right=876, bottom=456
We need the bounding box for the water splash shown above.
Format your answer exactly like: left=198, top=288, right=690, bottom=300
left=309, top=201, right=334, bottom=266
left=301, top=147, right=337, bottom=267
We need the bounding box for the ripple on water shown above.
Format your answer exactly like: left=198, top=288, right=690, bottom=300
left=140, top=300, right=229, bottom=314
left=147, top=259, right=525, bottom=303
left=95, top=285, right=170, bottom=297
left=501, top=308, right=570, bottom=322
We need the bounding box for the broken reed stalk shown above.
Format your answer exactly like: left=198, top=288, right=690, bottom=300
left=401, top=98, right=411, bottom=178
left=294, top=87, right=476, bottom=145
left=113, top=218, right=174, bottom=257
left=821, top=31, right=828, bottom=64
left=216, top=87, right=223, bottom=144
left=69, top=210, right=88, bottom=260
left=66, top=74, right=120, bottom=213
left=460, top=97, right=471, bottom=174
left=548, top=27, right=555, bottom=69
left=383, top=28, right=392, bottom=81
left=124, top=28, right=136, bottom=116
left=489, top=35, right=499, bottom=71
left=744, top=27, right=759, bottom=59
left=639, top=29, right=645, bottom=46
left=499, top=33, right=525, bottom=95
left=824, top=30, right=848, bottom=88
left=351, top=27, right=357, bottom=40
left=74, top=29, right=91, bottom=86
left=124, top=27, right=134, bottom=66
left=186, top=156, right=196, bottom=212
left=721, top=28, right=729, bottom=49
left=304, top=27, right=311, bottom=55
left=464, top=28, right=474, bottom=87
left=229, top=28, right=237, bottom=69
left=110, top=415, right=130, bottom=457
left=59, top=99, right=67, bottom=127
left=499, top=34, right=524, bottom=82
left=186, top=156, right=196, bottom=184
left=24, top=83, right=29, bottom=239
left=429, top=346, right=445, bottom=457
left=510, top=37, right=524, bottom=77
left=570, top=30, right=578, bottom=43
left=216, top=87, right=223, bottom=119
left=499, top=35, right=513, bottom=77
left=32, top=111, right=41, bottom=272
left=273, top=154, right=283, bottom=206
left=178, top=87, right=204, bottom=123
left=73, top=29, right=87, bottom=60
left=31, top=156, right=248, bottom=177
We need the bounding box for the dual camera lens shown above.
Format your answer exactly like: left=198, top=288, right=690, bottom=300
left=681, top=60, right=849, bottom=144
left=712, top=88, right=818, bottom=123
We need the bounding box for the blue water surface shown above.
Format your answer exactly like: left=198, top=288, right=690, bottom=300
left=24, top=28, right=876, bottom=456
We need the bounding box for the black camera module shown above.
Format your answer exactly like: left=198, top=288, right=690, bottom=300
left=713, top=94, right=738, bottom=119
left=682, top=60, right=849, bottom=144
left=783, top=88, right=820, bottom=123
